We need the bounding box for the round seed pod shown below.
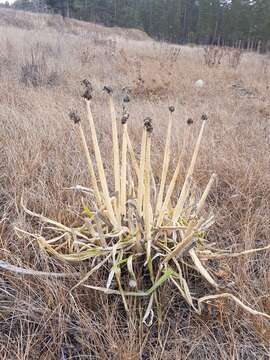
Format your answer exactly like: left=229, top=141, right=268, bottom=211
left=201, top=113, right=208, bottom=121
left=103, top=86, right=113, bottom=94
left=121, top=111, right=129, bottom=125
left=69, top=110, right=81, bottom=124
left=81, top=79, right=93, bottom=100
left=169, top=106, right=175, bottom=113
left=123, top=94, right=130, bottom=103
left=187, top=118, right=193, bottom=125
left=81, top=79, right=92, bottom=88
left=144, top=117, right=153, bottom=133
left=82, top=89, right=93, bottom=100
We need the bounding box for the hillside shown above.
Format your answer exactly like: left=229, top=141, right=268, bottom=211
left=0, top=8, right=270, bottom=360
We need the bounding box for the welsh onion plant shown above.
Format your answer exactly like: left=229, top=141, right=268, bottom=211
left=18, top=82, right=270, bottom=325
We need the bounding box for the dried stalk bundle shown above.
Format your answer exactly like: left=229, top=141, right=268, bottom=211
left=18, top=82, right=270, bottom=324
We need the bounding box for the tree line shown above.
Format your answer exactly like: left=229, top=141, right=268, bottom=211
left=6, top=0, right=270, bottom=52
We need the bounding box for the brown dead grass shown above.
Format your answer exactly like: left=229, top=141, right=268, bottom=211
left=0, top=8, right=270, bottom=360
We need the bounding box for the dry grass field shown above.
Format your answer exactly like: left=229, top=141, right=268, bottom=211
left=0, top=8, right=270, bottom=360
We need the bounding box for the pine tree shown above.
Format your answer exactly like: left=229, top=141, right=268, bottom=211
left=12, top=0, right=270, bottom=51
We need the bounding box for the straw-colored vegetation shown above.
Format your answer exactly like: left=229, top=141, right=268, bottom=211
left=0, top=8, right=270, bottom=360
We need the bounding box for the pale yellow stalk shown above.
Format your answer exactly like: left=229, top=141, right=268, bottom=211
left=121, top=123, right=128, bottom=217
left=108, top=95, right=121, bottom=221
left=126, top=132, right=139, bottom=178
left=127, top=163, right=135, bottom=198
left=164, top=218, right=204, bottom=263
left=156, top=152, right=181, bottom=227
left=198, top=293, right=270, bottom=320
left=157, top=125, right=192, bottom=227
left=196, top=173, right=217, bottom=216
left=85, top=100, right=119, bottom=229
left=78, top=124, right=102, bottom=207
left=172, top=120, right=206, bottom=223
left=137, top=128, right=147, bottom=214
left=155, top=111, right=173, bottom=216
left=189, top=248, right=219, bottom=289
left=144, top=133, right=152, bottom=261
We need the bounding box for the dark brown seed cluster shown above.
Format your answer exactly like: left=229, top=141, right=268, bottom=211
left=81, top=79, right=93, bottom=100
left=122, top=89, right=131, bottom=123
left=122, top=86, right=131, bottom=103
left=69, top=110, right=81, bottom=124
left=121, top=109, right=129, bottom=125
left=103, top=86, right=113, bottom=94
left=201, top=113, right=208, bottom=121
left=81, top=79, right=91, bottom=88
left=169, top=106, right=175, bottom=113
left=187, top=118, right=194, bottom=125
left=123, top=94, right=130, bottom=103
left=144, top=117, right=153, bottom=133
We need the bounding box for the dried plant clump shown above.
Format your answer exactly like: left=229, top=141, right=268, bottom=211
left=226, top=47, right=244, bottom=69
left=156, top=43, right=182, bottom=70
left=131, top=59, right=169, bottom=101
left=168, top=46, right=182, bottom=65
left=204, top=45, right=244, bottom=69
left=204, top=46, right=224, bottom=67
left=18, top=84, right=270, bottom=325
left=20, top=45, right=61, bottom=87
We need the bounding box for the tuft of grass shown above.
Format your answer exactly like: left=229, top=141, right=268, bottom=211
left=18, top=85, right=270, bottom=325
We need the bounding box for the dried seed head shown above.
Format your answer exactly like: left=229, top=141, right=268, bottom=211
left=187, top=118, right=194, bottom=125
left=81, top=79, right=93, bottom=100
left=169, top=106, right=175, bottom=113
left=103, top=86, right=113, bottom=94
left=82, top=88, right=93, bottom=100
left=69, top=110, right=81, bottom=124
left=201, top=113, right=208, bottom=121
left=121, top=109, right=129, bottom=125
left=81, top=79, right=92, bottom=88
left=123, top=94, right=130, bottom=103
left=144, top=117, right=153, bottom=133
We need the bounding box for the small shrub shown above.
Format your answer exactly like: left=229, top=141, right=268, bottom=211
left=19, top=83, right=270, bottom=325
left=204, top=46, right=224, bottom=67
left=20, top=45, right=61, bottom=87
left=225, top=47, right=244, bottom=69
left=130, top=59, right=169, bottom=100
left=204, top=46, right=244, bottom=69
left=168, top=46, right=182, bottom=64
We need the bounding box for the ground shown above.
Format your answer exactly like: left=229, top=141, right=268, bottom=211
left=0, top=8, right=270, bottom=360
